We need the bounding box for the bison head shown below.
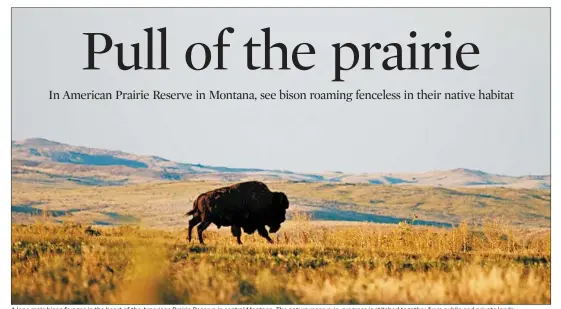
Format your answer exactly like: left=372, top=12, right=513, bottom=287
left=268, top=192, right=289, bottom=233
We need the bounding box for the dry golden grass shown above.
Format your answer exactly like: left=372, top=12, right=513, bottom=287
left=11, top=180, right=551, bottom=228
left=11, top=179, right=551, bottom=304
left=11, top=217, right=550, bottom=305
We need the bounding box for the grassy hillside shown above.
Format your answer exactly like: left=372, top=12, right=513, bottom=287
left=12, top=180, right=551, bottom=228
left=12, top=138, right=551, bottom=188
left=11, top=221, right=550, bottom=304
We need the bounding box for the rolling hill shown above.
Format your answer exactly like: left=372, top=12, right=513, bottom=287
left=11, top=138, right=550, bottom=228
left=12, top=138, right=550, bottom=189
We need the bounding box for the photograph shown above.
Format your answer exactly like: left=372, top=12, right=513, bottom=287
left=10, top=7, right=551, bottom=305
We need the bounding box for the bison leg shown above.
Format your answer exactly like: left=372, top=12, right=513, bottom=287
left=258, top=226, right=274, bottom=244
left=187, top=216, right=201, bottom=243
left=231, top=225, right=243, bottom=245
left=197, top=221, right=211, bottom=244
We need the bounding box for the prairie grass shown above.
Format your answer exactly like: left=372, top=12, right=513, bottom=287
left=11, top=219, right=550, bottom=305
left=11, top=181, right=551, bottom=229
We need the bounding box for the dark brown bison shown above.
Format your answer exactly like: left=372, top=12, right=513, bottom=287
left=185, top=181, right=289, bottom=244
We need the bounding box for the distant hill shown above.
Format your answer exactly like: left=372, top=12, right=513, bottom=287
left=12, top=138, right=550, bottom=189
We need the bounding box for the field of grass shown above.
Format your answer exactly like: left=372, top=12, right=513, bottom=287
left=11, top=180, right=551, bottom=228
left=11, top=179, right=551, bottom=304
left=12, top=218, right=550, bottom=304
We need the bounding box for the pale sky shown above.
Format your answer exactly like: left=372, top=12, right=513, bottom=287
left=12, top=8, right=550, bottom=176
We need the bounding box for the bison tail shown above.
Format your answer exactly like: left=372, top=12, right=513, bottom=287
left=185, top=209, right=197, bottom=216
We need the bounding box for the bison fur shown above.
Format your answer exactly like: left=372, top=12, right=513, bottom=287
left=185, top=181, right=289, bottom=245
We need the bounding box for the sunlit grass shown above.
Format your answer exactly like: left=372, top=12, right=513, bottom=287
left=11, top=181, right=551, bottom=228
left=11, top=218, right=550, bottom=305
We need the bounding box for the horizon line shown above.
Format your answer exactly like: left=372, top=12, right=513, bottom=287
left=12, top=136, right=551, bottom=178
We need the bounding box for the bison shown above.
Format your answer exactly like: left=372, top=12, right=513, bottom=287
left=185, top=181, right=289, bottom=245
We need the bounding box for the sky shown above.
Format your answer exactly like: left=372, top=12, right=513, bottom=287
left=12, top=8, right=550, bottom=176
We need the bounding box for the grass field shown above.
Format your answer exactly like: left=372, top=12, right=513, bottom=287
left=11, top=180, right=551, bottom=304
left=11, top=219, right=550, bottom=304
left=11, top=181, right=551, bottom=228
